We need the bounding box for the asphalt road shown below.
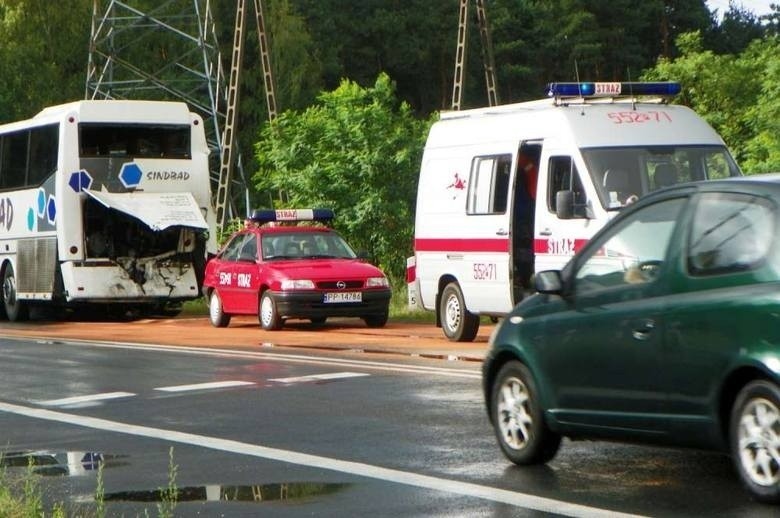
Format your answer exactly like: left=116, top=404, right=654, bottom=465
left=0, top=336, right=777, bottom=517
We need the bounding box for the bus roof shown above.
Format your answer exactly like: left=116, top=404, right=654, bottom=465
left=33, top=100, right=193, bottom=124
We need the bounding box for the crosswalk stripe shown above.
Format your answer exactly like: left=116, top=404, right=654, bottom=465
left=155, top=381, right=255, bottom=392
left=269, top=372, right=369, bottom=384
left=37, top=392, right=136, bottom=407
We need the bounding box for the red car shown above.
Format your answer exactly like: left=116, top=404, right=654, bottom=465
left=202, top=209, right=392, bottom=330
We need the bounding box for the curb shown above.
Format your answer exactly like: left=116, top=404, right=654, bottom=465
left=259, top=342, right=485, bottom=363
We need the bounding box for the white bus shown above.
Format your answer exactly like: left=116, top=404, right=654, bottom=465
left=0, top=100, right=217, bottom=321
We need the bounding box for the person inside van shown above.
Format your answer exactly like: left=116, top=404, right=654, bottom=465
left=517, top=150, right=539, bottom=200
left=653, top=163, right=679, bottom=189
left=513, top=147, right=541, bottom=295
left=602, top=168, right=639, bottom=207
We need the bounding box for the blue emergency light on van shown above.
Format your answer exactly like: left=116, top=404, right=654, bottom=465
left=250, top=208, right=335, bottom=224
left=546, top=82, right=682, bottom=98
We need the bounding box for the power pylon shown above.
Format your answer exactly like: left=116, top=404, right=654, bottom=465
left=451, top=0, right=499, bottom=110
left=84, top=0, right=254, bottom=224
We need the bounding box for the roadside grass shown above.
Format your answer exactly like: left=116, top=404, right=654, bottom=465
left=0, top=448, right=178, bottom=518
left=0, top=457, right=66, bottom=518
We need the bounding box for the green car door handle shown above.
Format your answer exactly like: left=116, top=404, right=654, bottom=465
left=632, top=319, right=655, bottom=341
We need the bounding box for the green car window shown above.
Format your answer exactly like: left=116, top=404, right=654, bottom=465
left=688, top=193, right=775, bottom=275
left=574, top=197, right=686, bottom=294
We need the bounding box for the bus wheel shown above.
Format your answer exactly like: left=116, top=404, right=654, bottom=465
left=439, top=282, right=479, bottom=342
left=2, top=264, right=29, bottom=322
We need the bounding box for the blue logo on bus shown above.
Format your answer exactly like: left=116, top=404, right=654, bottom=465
left=31, top=187, right=56, bottom=231
left=47, top=195, right=56, bottom=224
left=119, top=163, right=143, bottom=188
left=68, top=170, right=93, bottom=193
left=37, top=189, right=46, bottom=216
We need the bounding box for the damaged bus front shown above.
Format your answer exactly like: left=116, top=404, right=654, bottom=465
left=0, top=100, right=217, bottom=321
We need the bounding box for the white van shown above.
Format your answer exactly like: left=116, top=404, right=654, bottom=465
left=410, top=82, right=741, bottom=341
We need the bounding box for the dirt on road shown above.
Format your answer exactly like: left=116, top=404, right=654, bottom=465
left=0, top=315, right=492, bottom=361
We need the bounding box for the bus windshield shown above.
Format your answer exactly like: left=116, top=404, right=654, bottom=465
left=582, top=145, right=741, bottom=210
left=79, top=123, right=191, bottom=159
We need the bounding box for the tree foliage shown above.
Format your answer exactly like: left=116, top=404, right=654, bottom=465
left=254, top=74, right=430, bottom=284
left=1, top=0, right=778, bottom=281
left=643, top=32, right=780, bottom=173
left=0, top=0, right=91, bottom=121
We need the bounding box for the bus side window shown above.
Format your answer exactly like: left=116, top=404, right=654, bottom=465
left=28, top=125, right=59, bottom=185
left=0, top=131, right=28, bottom=189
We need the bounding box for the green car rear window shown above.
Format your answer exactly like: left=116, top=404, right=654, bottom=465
left=688, top=192, right=775, bottom=276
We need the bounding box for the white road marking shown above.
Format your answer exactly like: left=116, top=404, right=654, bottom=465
left=269, top=372, right=369, bottom=383
left=32, top=338, right=482, bottom=379
left=0, top=401, right=643, bottom=518
left=36, top=392, right=136, bottom=407
left=155, top=381, right=255, bottom=393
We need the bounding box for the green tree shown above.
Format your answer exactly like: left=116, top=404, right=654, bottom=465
left=490, top=0, right=712, bottom=104
left=705, top=2, right=765, bottom=54
left=254, top=73, right=430, bottom=284
left=266, top=0, right=323, bottom=111
left=643, top=32, right=780, bottom=173
left=0, top=0, right=91, bottom=122
left=291, top=0, right=456, bottom=112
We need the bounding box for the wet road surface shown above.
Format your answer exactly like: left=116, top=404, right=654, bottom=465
left=0, top=332, right=777, bottom=516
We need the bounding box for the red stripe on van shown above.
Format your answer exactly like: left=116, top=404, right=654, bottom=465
left=415, top=238, right=509, bottom=253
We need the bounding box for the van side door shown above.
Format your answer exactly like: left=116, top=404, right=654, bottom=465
left=460, top=153, right=514, bottom=314
left=534, top=151, right=600, bottom=273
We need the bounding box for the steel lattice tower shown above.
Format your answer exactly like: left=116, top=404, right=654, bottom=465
left=85, top=0, right=248, bottom=218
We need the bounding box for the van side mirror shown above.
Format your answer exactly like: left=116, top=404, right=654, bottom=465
left=535, top=270, right=563, bottom=294
left=555, top=190, right=574, bottom=219
left=556, top=190, right=593, bottom=219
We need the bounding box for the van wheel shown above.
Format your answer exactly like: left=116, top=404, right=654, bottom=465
left=439, top=282, right=479, bottom=342
left=730, top=380, right=780, bottom=503
left=208, top=291, right=231, bottom=328
left=2, top=264, right=29, bottom=322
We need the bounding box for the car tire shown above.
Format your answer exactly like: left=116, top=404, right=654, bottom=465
left=310, top=317, right=327, bottom=326
left=730, top=380, right=780, bottom=503
left=491, top=360, right=561, bottom=465
left=208, top=291, right=230, bottom=328
left=2, top=264, right=29, bottom=322
left=439, top=282, right=479, bottom=342
left=363, top=311, right=388, bottom=328
left=259, top=291, right=282, bottom=331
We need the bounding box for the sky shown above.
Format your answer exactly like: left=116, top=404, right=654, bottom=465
left=706, top=0, right=777, bottom=19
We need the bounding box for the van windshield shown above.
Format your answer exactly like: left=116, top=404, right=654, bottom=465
left=582, top=145, right=741, bottom=210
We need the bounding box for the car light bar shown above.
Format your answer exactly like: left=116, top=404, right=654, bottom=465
left=546, top=82, right=681, bottom=98
left=250, top=208, right=334, bottom=224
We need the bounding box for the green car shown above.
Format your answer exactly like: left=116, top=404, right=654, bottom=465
left=482, top=175, right=780, bottom=503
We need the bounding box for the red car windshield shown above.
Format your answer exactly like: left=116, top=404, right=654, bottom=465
left=261, top=231, right=357, bottom=260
